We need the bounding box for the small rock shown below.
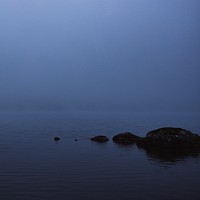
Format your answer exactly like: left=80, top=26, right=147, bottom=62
left=112, top=132, right=142, bottom=145
left=90, top=135, right=109, bottom=143
left=54, top=137, right=60, bottom=141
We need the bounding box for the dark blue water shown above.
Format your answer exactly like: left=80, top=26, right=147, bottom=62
left=0, top=111, right=200, bottom=200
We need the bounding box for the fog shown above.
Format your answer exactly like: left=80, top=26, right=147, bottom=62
left=0, top=0, right=199, bottom=112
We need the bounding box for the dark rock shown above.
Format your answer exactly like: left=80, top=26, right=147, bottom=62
left=135, top=127, right=200, bottom=163
left=146, top=127, right=196, bottom=139
left=112, top=132, right=142, bottom=145
left=138, top=127, right=200, bottom=148
left=54, top=137, right=60, bottom=141
left=90, top=135, right=109, bottom=143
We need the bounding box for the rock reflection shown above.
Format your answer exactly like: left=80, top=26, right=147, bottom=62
left=137, top=145, right=200, bottom=164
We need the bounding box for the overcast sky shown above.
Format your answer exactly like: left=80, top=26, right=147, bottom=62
left=0, top=0, right=199, bottom=111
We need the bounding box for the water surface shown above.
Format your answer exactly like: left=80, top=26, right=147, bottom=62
left=0, top=111, right=200, bottom=200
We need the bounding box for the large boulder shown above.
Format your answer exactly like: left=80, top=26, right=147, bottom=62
left=139, top=127, right=200, bottom=148
left=112, top=132, right=142, bottom=145
left=90, top=135, right=109, bottom=143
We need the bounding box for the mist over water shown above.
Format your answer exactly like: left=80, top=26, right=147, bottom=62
left=0, top=0, right=200, bottom=112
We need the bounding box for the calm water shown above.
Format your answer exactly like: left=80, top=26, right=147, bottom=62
left=0, top=111, right=200, bottom=200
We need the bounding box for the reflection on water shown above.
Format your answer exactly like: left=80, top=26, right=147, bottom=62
left=138, top=145, right=200, bottom=164
left=113, top=142, right=200, bottom=165
left=0, top=111, right=200, bottom=200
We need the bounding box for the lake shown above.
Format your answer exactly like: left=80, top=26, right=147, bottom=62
left=0, top=111, right=200, bottom=200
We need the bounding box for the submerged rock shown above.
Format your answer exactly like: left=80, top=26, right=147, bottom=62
left=112, top=132, right=142, bottom=145
left=90, top=135, right=109, bottom=143
left=138, top=127, right=200, bottom=148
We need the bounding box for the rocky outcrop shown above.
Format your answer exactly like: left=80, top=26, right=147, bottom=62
left=90, top=135, right=109, bottom=143
left=90, top=127, right=200, bottom=162
left=91, top=127, right=200, bottom=149
left=112, top=132, right=142, bottom=145
left=137, top=127, right=200, bottom=148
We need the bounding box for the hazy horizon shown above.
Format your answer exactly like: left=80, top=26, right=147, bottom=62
left=0, top=0, right=200, bottom=112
